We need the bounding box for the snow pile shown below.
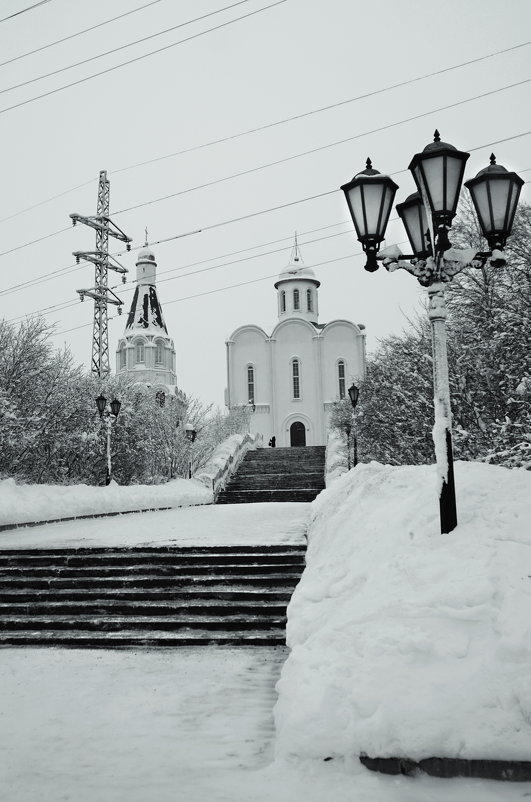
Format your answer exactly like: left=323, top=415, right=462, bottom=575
left=275, top=461, right=531, bottom=762
left=0, top=477, right=212, bottom=527
left=325, top=430, right=348, bottom=486
left=195, top=432, right=261, bottom=496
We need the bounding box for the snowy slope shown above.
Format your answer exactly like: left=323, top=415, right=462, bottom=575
left=275, top=460, right=531, bottom=763
left=0, top=477, right=212, bottom=527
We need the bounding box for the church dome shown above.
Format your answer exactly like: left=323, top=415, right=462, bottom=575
left=274, top=263, right=320, bottom=289
left=136, top=246, right=156, bottom=264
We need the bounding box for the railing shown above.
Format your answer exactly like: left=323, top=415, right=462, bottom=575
left=195, top=432, right=263, bottom=501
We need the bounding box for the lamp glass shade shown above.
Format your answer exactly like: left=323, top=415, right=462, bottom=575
left=95, top=394, right=107, bottom=416
left=110, top=398, right=121, bottom=417
left=465, top=159, right=524, bottom=244
left=396, top=192, right=431, bottom=258
left=409, top=135, right=469, bottom=220
left=348, top=383, right=360, bottom=407
left=341, top=165, right=398, bottom=243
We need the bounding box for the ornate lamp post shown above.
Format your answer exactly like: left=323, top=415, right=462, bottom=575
left=348, top=383, right=360, bottom=468
left=184, top=423, right=197, bottom=479
left=95, top=394, right=121, bottom=486
left=341, top=132, right=523, bottom=534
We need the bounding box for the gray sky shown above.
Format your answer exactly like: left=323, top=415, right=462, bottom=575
left=1, top=0, right=530, bottom=406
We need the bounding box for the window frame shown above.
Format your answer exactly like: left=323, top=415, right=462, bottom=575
left=280, top=290, right=286, bottom=313
left=135, top=340, right=145, bottom=364
left=247, top=364, right=255, bottom=405
left=293, top=288, right=300, bottom=311
left=338, top=359, right=346, bottom=400
left=291, top=358, right=301, bottom=400
left=307, top=288, right=313, bottom=312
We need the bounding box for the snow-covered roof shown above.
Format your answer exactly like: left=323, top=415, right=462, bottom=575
left=274, top=264, right=320, bottom=288
left=136, top=246, right=156, bottom=264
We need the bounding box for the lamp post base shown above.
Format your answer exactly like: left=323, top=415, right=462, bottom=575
left=439, top=429, right=457, bottom=534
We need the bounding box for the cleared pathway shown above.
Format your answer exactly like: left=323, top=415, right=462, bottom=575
left=0, top=502, right=310, bottom=550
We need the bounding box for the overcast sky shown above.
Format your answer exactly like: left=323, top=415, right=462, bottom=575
left=1, top=0, right=530, bottom=406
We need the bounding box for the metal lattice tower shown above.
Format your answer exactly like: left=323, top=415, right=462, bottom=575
left=70, top=170, right=132, bottom=377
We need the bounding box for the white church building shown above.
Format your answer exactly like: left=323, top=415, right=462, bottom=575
left=115, top=245, right=179, bottom=401
left=225, top=247, right=366, bottom=446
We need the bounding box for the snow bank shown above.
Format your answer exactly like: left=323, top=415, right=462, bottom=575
left=275, top=461, right=531, bottom=762
left=0, top=477, right=212, bottom=527
left=195, top=432, right=262, bottom=498
left=325, top=430, right=348, bottom=486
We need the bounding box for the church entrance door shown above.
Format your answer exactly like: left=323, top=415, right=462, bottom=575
left=290, top=421, right=306, bottom=447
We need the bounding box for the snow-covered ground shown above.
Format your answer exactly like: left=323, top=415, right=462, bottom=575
left=276, top=460, right=531, bottom=765
left=1, top=648, right=528, bottom=802
left=0, top=477, right=212, bottom=528
left=0, top=502, right=310, bottom=548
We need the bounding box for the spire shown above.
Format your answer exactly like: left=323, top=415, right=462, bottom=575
left=288, top=231, right=303, bottom=267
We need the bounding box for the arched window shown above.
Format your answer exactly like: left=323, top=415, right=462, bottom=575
left=292, top=359, right=300, bottom=399
left=156, top=390, right=166, bottom=407
left=119, top=348, right=126, bottom=369
left=155, top=342, right=164, bottom=365
left=135, top=341, right=145, bottom=364
left=247, top=365, right=255, bottom=404
left=338, top=360, right=346, bottom=400
left=293, top=288, right=300, bottom=310
left=280, top=291, right=286, bottom=313
left=307, top=289, right=313, bottom=311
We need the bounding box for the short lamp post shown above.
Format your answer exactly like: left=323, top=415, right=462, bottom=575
left=341, top=131, right=523, bottom=534
left=348, top=383, right=360, bottom=468
left=184, top=423, right=197, bottom=479
left=95, top=394, right=121, bottom=486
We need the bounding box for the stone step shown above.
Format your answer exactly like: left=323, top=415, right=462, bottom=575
left=0, top=586, right=292, bottom=605
left=0, top=631, right=287, bottom=647
left=0, top=562, right=301, bottom=578
left=0, top=573, right=302, bottom=590
left=228, top=477, right=324, bottom=490
left=0, top=615, right=287, bottom=631
left=0, top=552, right=305, bottom=567
left=0, top=601, right=288, bottom=616
left=0, top=545, right=306, bottom=556
left=217, top=489, right=321, bottom=503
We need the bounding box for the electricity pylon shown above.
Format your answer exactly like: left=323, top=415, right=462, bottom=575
left=70, top=170, right=132, bottom=378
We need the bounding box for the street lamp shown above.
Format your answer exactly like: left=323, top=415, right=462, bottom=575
left=348, top=383, right=360, bottom=468
left=341, top=132, right=524, bottom=534
left=95, top=394, right=121, bottom=486
left=184, top=423, right=197, bottom=479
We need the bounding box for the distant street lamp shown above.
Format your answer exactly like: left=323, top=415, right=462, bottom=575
left=95, top=394, right=121, bottom=486
left=348, top=383, right=360, bottom=468
left=341, top=132, right=523, bottom=533
left=184, top=423, right=197, bottom=479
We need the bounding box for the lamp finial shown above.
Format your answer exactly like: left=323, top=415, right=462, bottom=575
left=366, top=157, right=372, bottom=170
left=433, top=129, right=441, bottom=142
left=490, top=153, right=496, bottom=165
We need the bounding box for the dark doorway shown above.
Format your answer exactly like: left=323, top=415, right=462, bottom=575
left=290, top=421, right=306, bottom=447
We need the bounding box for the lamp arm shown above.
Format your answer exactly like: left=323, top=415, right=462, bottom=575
left=380, top=246, right=506, bottom=286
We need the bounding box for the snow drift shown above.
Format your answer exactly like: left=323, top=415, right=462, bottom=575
left=275, top=461, right=531, bottom=762
left=0, top=477, right=212, bottom=527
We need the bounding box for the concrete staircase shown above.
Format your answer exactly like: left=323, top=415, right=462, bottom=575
left=216, top=446, right=326, bottom=504
left=0, top=545, right=306, bottom=648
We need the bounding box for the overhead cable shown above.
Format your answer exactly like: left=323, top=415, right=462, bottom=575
left=0, top=0, right=165, bottom=67
left=0, top=0, right=51, bottom=23
left=0, top=1, right=249, bottom=96
left=0, top=1, right=287, bottom=115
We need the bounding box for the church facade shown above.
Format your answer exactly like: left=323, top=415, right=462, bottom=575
left=115, top=246, right=179, bottom=401
left=225, top=252, right=366, bottom=446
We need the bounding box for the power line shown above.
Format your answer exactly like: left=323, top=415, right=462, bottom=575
left=0, top=0, right=51, bottom=23
left=3, top=39, right=529, bottom=225
left=0, top=1, right=287, bottom=116
left=114, top=83, right=531, bottom=215
left=0, top=0, right=165, bottom=68
left=0, top=0, right=249, bottom=96
left=0, top=226, right=71, bottom=257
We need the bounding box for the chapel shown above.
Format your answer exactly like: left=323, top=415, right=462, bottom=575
left=115, top=245, right=179, bottom=401
left=225, top=243, right=366, bottom=446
